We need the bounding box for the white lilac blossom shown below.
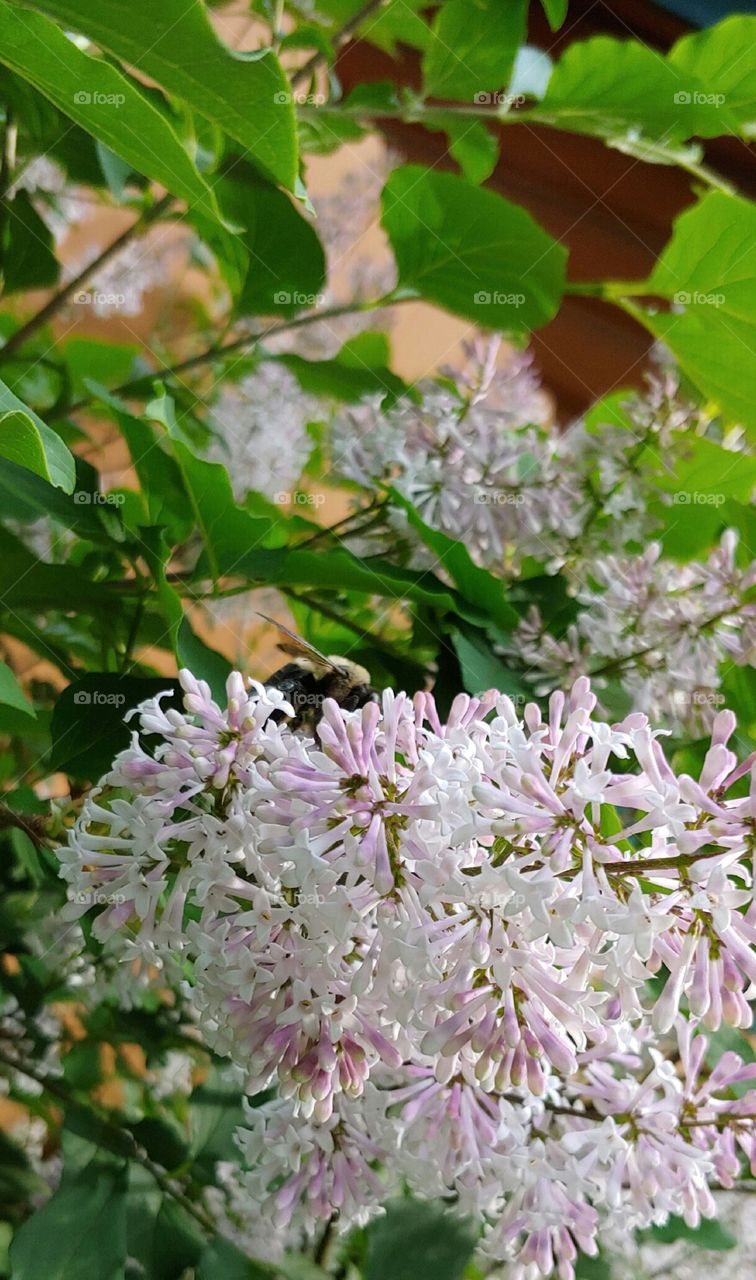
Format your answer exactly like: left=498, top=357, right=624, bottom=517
left=329, top=359, right=755, bottom=737
left=513, top=532, right=756, bottom=734
left=207, top=362, right=322, bottom=502
left=61, top=670, right=756, bottom=1278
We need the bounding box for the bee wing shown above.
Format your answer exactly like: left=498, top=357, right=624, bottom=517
left=256, top=612, right=335, bottom=672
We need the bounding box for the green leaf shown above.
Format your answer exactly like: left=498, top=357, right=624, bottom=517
left=0, top=1131, right=44, bottom=1208
left=95, top=138, right=134, bottom=199
left=127, top=1194, right=205, bottom=1280
left=424, top=113, right=499, bottom=184
left=540, top=0, right=567, bottom=30
left=389, top=489, right=518, bottom=631
left=218, top=167, right=326, bottom=317
left=176, top=615, right=232, bottom=704
left=0, top=658, right=35, bottom=718
left=534, top=35, right=738, bottom=141
left=638, top=192, right=756, bottom=436
left=0, top=526, right=125, bottom=616
left=169, top=440, right=280, bottom=578
left=381, top=165, right=566, bottom=333
left=0, top=456, right=128, bottom=543
left=127, top=1117, right=189, bottom=1173
left=669, top=16, right=756, bottom=139
left=422, top=0, right=526, bottom=100
left=9, top=1157, right=128, bottom=1280
left=49, top=675, right=182, bottom=780
left=0, top=378, right=75, bottom=491
left=89, top=385, right=193, bottom=543
left=197, top=1236, right=272, bottom=1280
left=275, top=350, right=406, bottom=403
left=19, top=0, right=298, bottom=188
left=63, top=339, right=139, bottom=400
left=574, top=1254, right=612, bottom=1280
left=364, top=1199, right=476, bottom=1280
left=189, top=1066, right=247, bottom=1184
left=0, top=2, right=229, bottom=222
left=643, top=1214, right=737, bottom=1250
left=1, top=189, right=59, bottom=293
left=452, top=628, right=528, bottom=699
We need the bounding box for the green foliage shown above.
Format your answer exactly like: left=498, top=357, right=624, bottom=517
left=0, top=3, right=229, bottom=222
left=363, top=1199, right=477, bottom=1280
left=422, top=0, right=527, bottom=101
left=381, top=165, right=567, bottom=332
left=0, top=2, right=753, bottom=1276
left=18, top=0, right=298, bottom=188
left=9, top=1156, right=129, bottom=1280
left=639, top=192, right=756, bottom=436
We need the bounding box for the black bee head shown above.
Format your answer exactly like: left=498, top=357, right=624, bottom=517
left=339, top=683, right=380, bottom=712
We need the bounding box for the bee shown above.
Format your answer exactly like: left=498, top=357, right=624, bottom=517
left=258, top=613, right=379, bottom=727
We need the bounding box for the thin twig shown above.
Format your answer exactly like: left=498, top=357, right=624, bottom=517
left=290, top=0, right=388, bottom=89
left=55, top=296, right=400, bottom=418
left=0, top=193, right=174, bottom=360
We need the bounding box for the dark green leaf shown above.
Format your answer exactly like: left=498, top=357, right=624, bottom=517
left=218, top=167, right=326, bottom=318
left=2, top=189, right=59, bottom=293
left=389, top=489, right=518, bottom=630
left=364, top=1199, right=476, bottom=1280
left=197, top=1236, right=272, bottom=1280
left=188, top=1066, right=247, bottom=1184
left=643, top=1214, right=737, bottom=1250
left=452, top=628, right=528, bottom=699
left=49, top=675, right=182, bottom=780
left=9, top=1157, right=128, bottom=1280
left=540, top=0, right=567, bottom=31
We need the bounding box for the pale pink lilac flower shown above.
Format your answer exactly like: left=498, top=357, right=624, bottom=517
left=62, top=670, right=756, bottom=1278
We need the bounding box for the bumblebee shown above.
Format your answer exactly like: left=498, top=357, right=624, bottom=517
left=259, top=613, right=378, bottom=727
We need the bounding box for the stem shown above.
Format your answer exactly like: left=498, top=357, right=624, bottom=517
left=290, top=0, right=388, bottom=89
left=588, top=604, right=746, bottom=681
left=57, top=295, right=401, bottom=418
left=0, top=108, right=17, bottom=270
left=0, top=1042, right=217, bottom=1235
left=594, top=846, right=737, bottom=878
left=295, top=498, right=384, bottom=550
left=279, top=585, right=422, bottom=668
left=0, top=193, right=174, bottom=360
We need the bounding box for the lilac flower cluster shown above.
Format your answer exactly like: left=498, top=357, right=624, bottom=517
left=61, top=672, right=756, bottom=1277
left=330, top=358, right=755, bottom=736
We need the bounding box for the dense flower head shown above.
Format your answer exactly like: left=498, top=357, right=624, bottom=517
left=61, top=670, right=756, bottom=1277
